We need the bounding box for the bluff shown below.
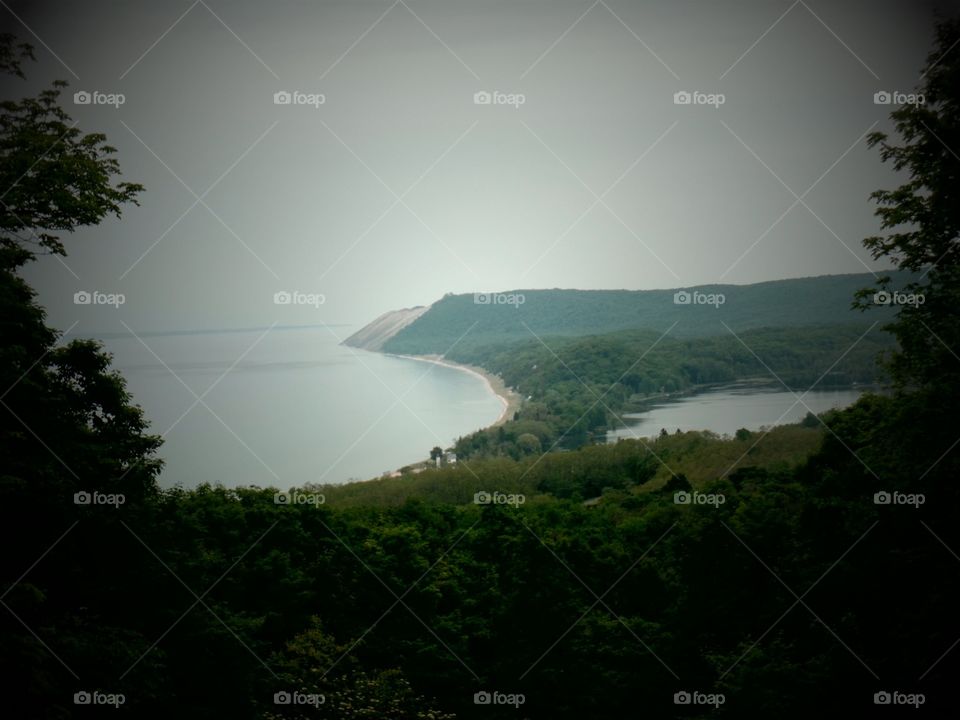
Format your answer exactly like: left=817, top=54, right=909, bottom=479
left=344, top=272, right=910, bottom=356
left=342, top=305, right=430, bottom=351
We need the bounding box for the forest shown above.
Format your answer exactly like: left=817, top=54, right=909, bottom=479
left=379, top=273, right=908, bottom=356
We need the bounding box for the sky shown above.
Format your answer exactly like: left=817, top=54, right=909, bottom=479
left=1, top=0, right=954, bottom=332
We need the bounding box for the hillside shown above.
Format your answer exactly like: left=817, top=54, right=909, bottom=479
left=341, top=272, right=910, bottom=355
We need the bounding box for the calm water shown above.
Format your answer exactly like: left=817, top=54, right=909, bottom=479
left=94, top=325, right=502, bottom=488
left=606, top=383, right=864, bottom=441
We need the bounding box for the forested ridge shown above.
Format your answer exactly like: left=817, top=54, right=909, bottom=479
left=377, top=273, right=910, bottom=357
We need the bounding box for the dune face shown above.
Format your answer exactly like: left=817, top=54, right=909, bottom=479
left=342, top=305, right=430, bottom=351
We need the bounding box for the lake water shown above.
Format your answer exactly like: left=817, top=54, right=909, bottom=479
left=92, top=325, right=503, bottom=488
left=606, top=383, right=865, bottom=441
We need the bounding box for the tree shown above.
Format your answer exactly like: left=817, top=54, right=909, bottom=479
left=0, top=34, right=161, bottom=718
left=858, top=18, right=960, bottom=396
left=0, top=33, right=158, bottom=502
left=264, top=617, right=455, bottom=719
left=516, top=432, right=541, bottom=455
left=0, top=37, right=143, bottom=262
left=430, top=446, right=443, bottom=462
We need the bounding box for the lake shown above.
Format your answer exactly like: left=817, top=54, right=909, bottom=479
left=606, top=383, right=866, bottom=441
left=90, top=325, right=503, bottom=488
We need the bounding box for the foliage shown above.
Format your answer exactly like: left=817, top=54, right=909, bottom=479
left=856, top=18, right=960, bottom=397
left=0, top=36, right=143, bottom=263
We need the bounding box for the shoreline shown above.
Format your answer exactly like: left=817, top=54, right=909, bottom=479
left=389, top=353, right=522, bottom=428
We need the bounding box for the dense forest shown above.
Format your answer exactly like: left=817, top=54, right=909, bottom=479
left=377, top=273, right=909, bottom=356
left=2, top=17, right=960, bottom=720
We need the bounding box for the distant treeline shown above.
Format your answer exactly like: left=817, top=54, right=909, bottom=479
left=381, top=272, right=911, bottom=356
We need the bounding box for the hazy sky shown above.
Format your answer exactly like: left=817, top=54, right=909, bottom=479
left=2, top=0, right=953, bottom=332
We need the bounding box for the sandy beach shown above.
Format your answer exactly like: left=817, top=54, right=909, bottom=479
left=391, top=353, right=522, bottom=427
